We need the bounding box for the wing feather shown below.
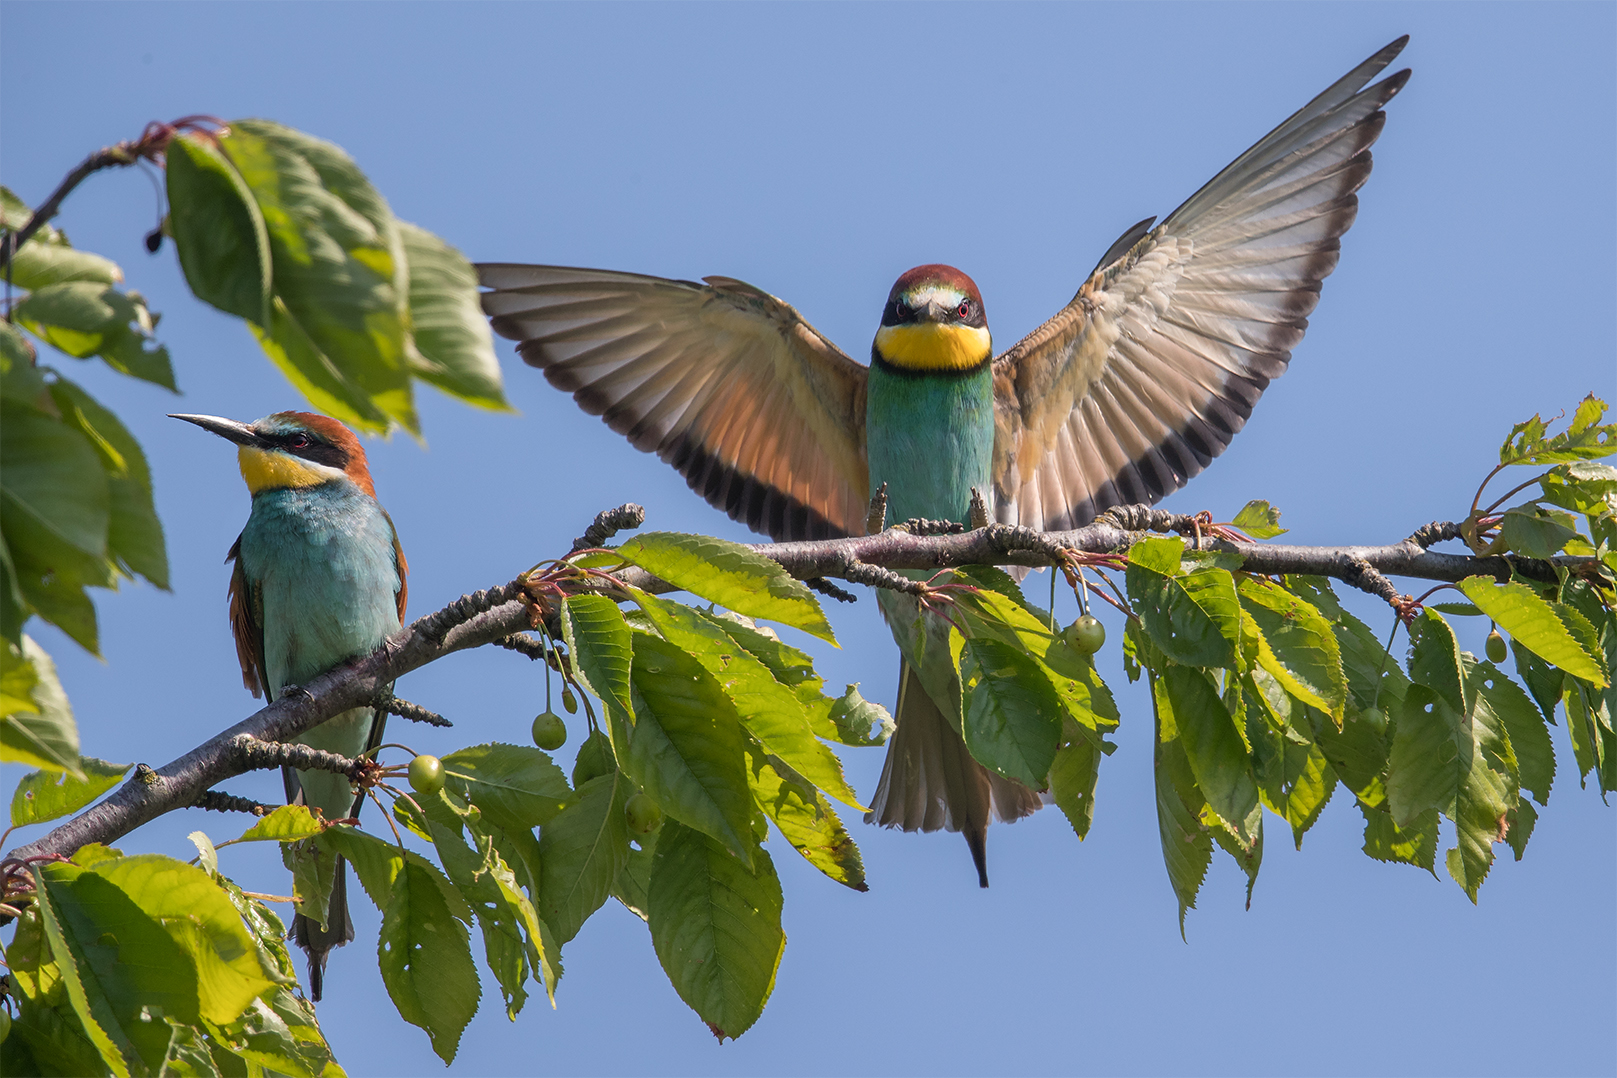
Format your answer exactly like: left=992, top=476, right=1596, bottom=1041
left=993, top=39, right=1408, bottom=530
left=226, top=536, right=268, bottom=700
left=480, top=265, right=869, bottom=541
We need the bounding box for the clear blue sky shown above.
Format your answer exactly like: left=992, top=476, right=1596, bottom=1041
left=4, top=3, right=1614, bottom=1075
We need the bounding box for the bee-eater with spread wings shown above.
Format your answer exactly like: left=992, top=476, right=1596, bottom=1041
left=173, top=411, right=407, bottom=1000
left=478, top=38, right=1410, bottom=886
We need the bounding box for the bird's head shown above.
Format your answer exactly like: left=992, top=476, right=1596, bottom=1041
left=170, top=411, right=376, bottom=498
left=872, top=264, right=991, bottom=374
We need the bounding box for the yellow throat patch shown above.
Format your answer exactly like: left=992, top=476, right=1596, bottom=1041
left=874, top=322, right=992, bottom=372
left=238, top=446, right=339, bottom=494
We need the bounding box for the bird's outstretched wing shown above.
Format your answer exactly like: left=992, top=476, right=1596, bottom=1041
left=991, top=37, right=1410, bottom=531
left=479, top=265, right=871, bottom=541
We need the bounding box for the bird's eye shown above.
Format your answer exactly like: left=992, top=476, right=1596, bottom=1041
left=957, top=301, right=971, bottom=318
left=288, top=433, right=310, bottom=449
left=894, top=302, right=910, bottom=319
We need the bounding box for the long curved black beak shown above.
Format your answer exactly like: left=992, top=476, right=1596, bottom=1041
left=169, top=413, right=262, bottom=448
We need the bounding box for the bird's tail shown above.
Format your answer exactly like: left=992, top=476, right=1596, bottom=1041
left=291, top=856, right=354, bottom=1002
left=865, top=662, right=1042, bottom=887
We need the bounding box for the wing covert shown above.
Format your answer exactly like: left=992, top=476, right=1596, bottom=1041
left=992, top=37, right=1410, bottom=532
left=479, top=265, right=870, bottom=541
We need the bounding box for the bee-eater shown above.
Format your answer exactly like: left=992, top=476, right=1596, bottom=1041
left=172, top=411, right=407, bottom=1000
left=476, top=39, right=1409, bottom=884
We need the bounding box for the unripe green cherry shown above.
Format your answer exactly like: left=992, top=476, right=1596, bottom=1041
left=625, top=792, right=663, bottom=834
left=1359, top=706, right=1386, bottom=732
left=531, top=710, right=567, bottom=751
left=0, top=1007, right=11, bottom=1044
left=1063, top=614, right=1106, bottom=655
left=1486, top=629, right=1508, bottom=664
left=408, top=754, right=445, bottom=797
left=562, top=686, right=579, bottom=714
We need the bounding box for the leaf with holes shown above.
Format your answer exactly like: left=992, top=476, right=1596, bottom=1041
left=377, top=859, right=480, bottom=1063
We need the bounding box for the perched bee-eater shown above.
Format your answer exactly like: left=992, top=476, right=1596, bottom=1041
left=172, top=411, right=407, bottom=999
left=477, top=40, right=1409, bottom=885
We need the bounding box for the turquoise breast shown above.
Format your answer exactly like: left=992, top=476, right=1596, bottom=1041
left=865, top=362, right=996, bottom=526
left=236, top=481, right=401, bottom=697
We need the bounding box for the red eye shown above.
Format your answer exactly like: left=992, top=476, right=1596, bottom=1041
left=288, top=433, right=310, bottom=449
left=957, top=301, right=971, bottom=318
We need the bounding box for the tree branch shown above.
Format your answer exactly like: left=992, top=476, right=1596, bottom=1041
left=10, top=509, right=1595, bottom=862
left=2, top=144, right=146, bottom=272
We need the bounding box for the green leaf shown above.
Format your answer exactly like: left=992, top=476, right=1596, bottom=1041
left=478, top=818, right=560, bottom=1003
left=1314, top=703, right=1390, bottom=806
left=1445, top=690, right=1517, bottom=902
left=1128, top=534, right=1185, bottom=576
left=220, top=120, right=416, bottom=435
left=1387, top=683, right=1517, bottom=901
left=635, top=591, right=862, bottom=809
left=1539, top=461, right=1617, bottom=515
left=232, top=804, right=325, bottom=843
left=1048, top=719, right=1104, bottom=840
left=165, top=131, right=272, bottom=326
left=562, top=592, right=635, bottom=724
left=1159, top=665, right=1258, bottom=834
left=1498, top=395, right=1616, bottom=466
left=1509, top=636, right=1565, bottom=725
left=248, top=296, right=392, bottom=432
left=14, top=281, right=175, bottom=390
left=697, top=610, right=826, bottom=705
left=1125, top=540, right=1241, bottom=669
left=953, top=588, right=1121, bottom=736
left=420, top=814, right=534, bottom=1019
left=613, top=829, right=657, bottom=920
left=1231, top=499, right=1287, bottom=538
left=1, top=399, right=118, bottom=653
left=1282, top=576, right=1410, bottom=715
left=5, top=227, right=122, bottom=291
left=319, top=822, right=472, bottom=924
left=1498, top=505, right=1580, bottom=559
left=823, top=683, right=895, bottom=746
left=744, top=745, right=866, bottom=891
left=647, top=819, right=783, bottom=1041
left=93, top=855, right=280, bottom=1025
left=1237, top=576, right=1347, bottom=723
left=537, top=770, right=631, bottom=945
left=32, top=863, right=148, bottom=1075
left=281, top=835, right=338, bottom=932
left=397, top=220, right=507, bottom=410
left=955, top=634, right=1062, bottom=788
left=0, top=402, right=108, bottom=560
left=1506, top=798, right=1539, bottom=861
left=1263, top=735, right=1336, bottom=850
left=9, top=756, right=127, bottom=828
left=441, top=741, right=571, bottom=832
left=1358, top=801, right=1439, bottom=874
left=1386, top=685, right=1463, bottom=826
left=1456, top=576, right=1606, bottom=686
left=1, top=635, right=81, bottom=773
left=1407, top=609, right=1473, bottom=714
left=1473, top=661, right=1555, bottom=805
left=48, top=376, right=168, bottom=589
left=626, top=632, right=757, bottom=864
left=615, top=532, right=835, bottom=643
left=1152, top=719, right=1212, bottom=937
left=376, top=858, right=480, bottom=1064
